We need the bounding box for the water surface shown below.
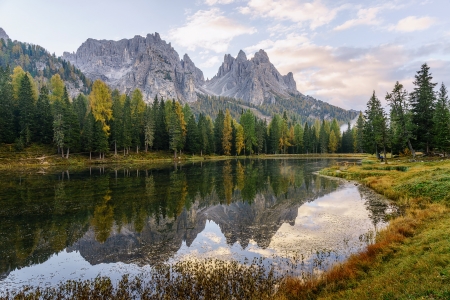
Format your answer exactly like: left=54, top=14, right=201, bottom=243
left=0, top=159, right=396, bottom=290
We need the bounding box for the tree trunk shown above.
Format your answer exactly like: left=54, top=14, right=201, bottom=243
left=115, top=141, right=117, bottom=156
left=174, top=149, right=177, bottom=159
left=90, top=151, right=92, bottom=160
left=136, top=146, right=139, bottom=154
left=61, top=148, right=64, bottom=158
left=99, top=152, right=102, bottom=159
left=66, top=147, right=70, bottom=159
left=383, top=145, right=387, bottom=164
left=201, top=150, right=203, bottom=157
left=407, top=139, right=416, bottom=159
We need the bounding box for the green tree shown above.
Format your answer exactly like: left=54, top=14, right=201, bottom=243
left=240, top=110, right=256, bottom=155
left=328, top=130, right=338, bottom=153
left=17, top=74, right=36, bottom=145
left=35, top=86, right=53, bottom=144
left=222, top=109, right=233, bottom=155
left=214, top=110, right=225, bottom=154
left=293, top=123, right=303, bottom=154
left=185, top=114, right=200, bottom=154
left=364, top=91, right=389, bottom=163
left=386, top=81, right=415, bottom=157
left=410, top=63, right=437, bottom=153
left=0, top=66, right=16, bottom=143
left=234, top=120, right=244, bottom=155
left=433, top=83, right=450, bottom=155
left=268, top=114, right=281, bottom=154
left=355, top=112, right=364, bottom=153
left=143, top=104, right=155, bottom=152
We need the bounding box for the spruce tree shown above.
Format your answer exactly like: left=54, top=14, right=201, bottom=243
left=35, top=86, right=53, bottom=144
left=185, top=114, right=200, bottom=154
left=410, top=63, right=437, bottom=153
left=222, top=109, right=233, bottom=155
left=0, top=66, right=15, bottom=143
left=433, top=83, right=450, bottom=155
left=268, top=114, right=281, bottom=154
left=355, top=112, right=365, bottom=153
left=386, top=81, right=415, bottom=157
left=214, top=110, right=225, bottom=154
left=364, top=91, right=389, bottom=162
left=17, top=74, right=36, bottom=145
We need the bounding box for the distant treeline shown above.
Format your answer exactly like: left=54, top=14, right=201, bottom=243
left=359, top=63, right=450, bottom=159
left=0, top=65, right=362, bottom=158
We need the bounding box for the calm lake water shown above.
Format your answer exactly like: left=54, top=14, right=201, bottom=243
left=0, top=159, right=396, bottom=291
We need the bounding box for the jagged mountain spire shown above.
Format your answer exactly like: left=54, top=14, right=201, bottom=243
left=203, top=49, right=300, bottom=105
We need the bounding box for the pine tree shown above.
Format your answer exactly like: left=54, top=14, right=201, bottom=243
left=328, top=131, right=338, bottom=153
left=83, top=112, right=95, bottom=159
left=214, top=110, right=225, bottom=154
left=61, top=87, right=80, bottom=158
left=386, top=81, right=415, bottom=157
left=303, top=122, right=311, bottom=154
left=410, top=63, right=437, bottom=153
left=143, top=104, right=155, bottom=152
left=319, top=120, right=329, bottom=153
left=185, top=114, right=200, bottom=154
left=198, top=113, right=209, bottom=156
left=35, top=86, right=53, bottom=144
left=433, top=83, right=450, bottom=155
left=0, top=66, right=15, bottom=143
left=240, top=110, right=256, bottom=155
left=355, top=112, right=364, bottom=153
left=222, top=109, right=233, bottom=155
left=121, top=96, right=133, bottom=154
left=17, top=74, right=36, bottom=145
left=234, top=121, right=244, bottom=156
left=110, top=89, right=123, bottom=155
left=364, top=91, right=389, bottom=163
left=293, top=123, right=303, bottom=154
left=269, top=115, right=281, bottom=154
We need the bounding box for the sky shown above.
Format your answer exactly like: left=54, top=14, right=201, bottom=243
left=1, top=0, right=449, bottom=111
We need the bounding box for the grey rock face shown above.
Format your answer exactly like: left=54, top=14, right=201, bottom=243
left=204, top=49, right=300, bottom=105
left=63, top=33, right=204, bottom=103
left=0, top=28, right=9, bottom=41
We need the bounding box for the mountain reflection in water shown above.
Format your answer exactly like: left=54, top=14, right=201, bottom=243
left=0, top=159, right=395, bottom=289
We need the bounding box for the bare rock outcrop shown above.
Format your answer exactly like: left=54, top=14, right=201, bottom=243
left=63, top=33, right=204, bottom=103
left=0, top=28, right=9, bottom=41
left=203, top=49, right=300, bottom=105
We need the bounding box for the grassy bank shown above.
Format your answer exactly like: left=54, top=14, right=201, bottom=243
left=278, top=157, right=450, bottom=299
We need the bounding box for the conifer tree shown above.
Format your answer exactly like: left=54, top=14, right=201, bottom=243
left=222, top=109, right=233, bottom=155
left=240, top=110, right=256, bottom=155
left=121, top=96, right=133, bottom=154
left=144, top=104, right=155, bottom=152
left=89, top=80, right=112, bottom=140
left=35, top=86, right=53, bottom=144
left=61, top=87, right=80, bottom=158
left=0, top=66, right=15, bottom=143
left=269, top=115, right=281, bottom=154
left=17, top=74, right=36, bottom=145
left=186, top=114, right=200, bottom=154
left=433, top=83, right=450, bottom=155
left=110, top=89, right=123, bottom=155
left=293, top=123, right=303, bottom=154
left=386, top=81, right=415, bottom=157
left=214, top=110, right=225, bottom=154
left=234, top=121, right=244, bottom=156
left=364, top=91, right=389, bottom=162
left=410, top=63, right=437, bottom=153
left=328, top=131, right=338, bottom=153
left=303, top=122, right=311, bottom=154
left=355, top=112, right=365, bottom=153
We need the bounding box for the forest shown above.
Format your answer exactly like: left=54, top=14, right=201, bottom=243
left=0, top=61, right=448, bottom=160
left=0, top=64, right=359, bottom=159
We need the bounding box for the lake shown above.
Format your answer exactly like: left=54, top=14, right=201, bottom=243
left=0, top=159, right=396, bottom=291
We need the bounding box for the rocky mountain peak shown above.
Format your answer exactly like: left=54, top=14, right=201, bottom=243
left=252, top=49, right=270, bottom=64
left=63, top=32, right=204, bottom=103
left=236, top=50, right=247, bottom=62
left=0, top=28, right=9, bottom=41
left=203, top=50, right=300, bottom=105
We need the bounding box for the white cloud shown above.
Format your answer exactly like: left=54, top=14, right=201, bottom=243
left=199, top=55, right=221, bottom=68
left=204, top=0, right=236, bottom=5
left=244, top=34, right=413, bottom=110
left=333, top=7, right=381, bottom=31
left=390, top=16, right=436, bottom=32
left=168, top=8, right=256, bottom=53
left=238, top=0, right=342, bottom=30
